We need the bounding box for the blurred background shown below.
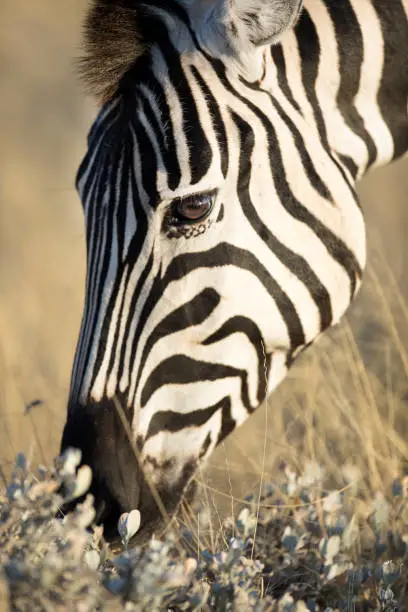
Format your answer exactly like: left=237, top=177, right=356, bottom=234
left=1, top=0, right=408, bottom=516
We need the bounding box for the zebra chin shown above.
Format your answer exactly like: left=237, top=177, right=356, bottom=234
left=60, top=397, right=197, bottom=544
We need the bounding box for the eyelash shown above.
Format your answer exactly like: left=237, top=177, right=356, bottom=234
left=165, top=219, right=213, bottom=240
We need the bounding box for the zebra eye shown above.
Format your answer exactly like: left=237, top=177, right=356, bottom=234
left=172, top=193, right=214, bottom=224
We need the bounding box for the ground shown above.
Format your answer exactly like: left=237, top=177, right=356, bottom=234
left=1, top=0, right=408, bottom=510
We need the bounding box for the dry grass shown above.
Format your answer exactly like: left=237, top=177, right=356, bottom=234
left=199, top=248, right=408, bottom=542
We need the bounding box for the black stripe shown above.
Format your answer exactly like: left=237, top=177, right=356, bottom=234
left=77, top=98, right=122, bottom=190
left=128, top=244, right=281, bottom=408
left=141, top=354, right=251, bottom=410
left=79, top=157, right=113, bottom=386
left=71, top=157, right=103, bottom=392
left=159, top=243, right=305, bottom=349
left=145, top=396, right=230, bottom=441
left=295, top=11, right=330, bottom=152
left=241, top=76, right=334, bottom=203
left=135, top=288, right=221, bottom=392
left=126, top=266, right=166, bottom=407
left=130, top=113, right=159, bottom=203
left=76, top=132, right=104, bottom=202
left=231, top=110, right=333, bottom=332
left=87, top=122, right=151, bottom=397
left=86, top=212, right=116, bottom=392
left=78, top=120, right=110, bottom=216
left=108, top=140, right=125, bottom=263
left=86, top=98, right=122, bottom=155
left=199, top=432, right=212, bottom=459
left=203, top=316, right=272, bottom=404
left=189, top=66, right=229, bottom=178
left=216, top=396, right=236, bottom=444
left=198, top=54, right=362, bottom=300
left=295, top=9, right=359, bottom=180
left=78, top=214, right=109, bottom=395
left=337, top=154, right=358, bottom=178
left=272, top=96, right=333, bottom=201
left=216, top=203, right=224, bottom=222
left=137, top=79, right=182, bottom=190
left=115, top=253, right=154, bottom=391
left=328, top=0, right=378, bottom=168
left=103, top=153, right=142, bottom=385
left=154, top=20, right=213, bottom=184
left=91, top=142, right=151, bottom=397
left=270, top=44, right=302, bottom=114
left=131, top=238, right=301, bottom=406
left=371, top=0, right=408, bottom=159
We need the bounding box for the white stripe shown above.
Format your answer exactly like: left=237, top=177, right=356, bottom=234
left=309, top=0, right=369, bottom=175
left=349, top=0, right=394, bottom=167
left=152, top=47, right=192, bottom=189
left=83, top=201, right=117, bottom=402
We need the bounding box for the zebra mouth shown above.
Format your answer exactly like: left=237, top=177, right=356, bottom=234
left=60, top=396, right=200, bottom=544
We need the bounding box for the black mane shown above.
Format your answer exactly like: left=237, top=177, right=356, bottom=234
left=79, top=0, right=190, bottom=102
left=79, top=0, right=149, bottom=102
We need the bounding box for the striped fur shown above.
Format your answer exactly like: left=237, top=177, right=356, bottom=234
left=61, top=0, right=408, bottom=541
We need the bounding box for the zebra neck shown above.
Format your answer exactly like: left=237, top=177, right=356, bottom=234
left=274, top=0, right=408, bottom=180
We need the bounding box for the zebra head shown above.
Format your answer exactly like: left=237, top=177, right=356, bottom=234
left=61, top=0, right=364, bottom=542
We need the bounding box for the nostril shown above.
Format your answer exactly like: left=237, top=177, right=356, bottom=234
left=60, top=397, right=143, bottom=536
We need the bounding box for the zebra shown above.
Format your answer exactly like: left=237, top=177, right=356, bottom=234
left=61, top=0, right=408, bottom=542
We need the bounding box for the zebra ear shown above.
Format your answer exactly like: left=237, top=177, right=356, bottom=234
left=182, top=0, right=303, bottom=55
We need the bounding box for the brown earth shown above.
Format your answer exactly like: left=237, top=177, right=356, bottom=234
left=1, top=1, right=407, bottom=513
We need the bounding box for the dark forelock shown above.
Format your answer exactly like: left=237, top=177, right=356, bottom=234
left=79, top=0, right=190, bottom=102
